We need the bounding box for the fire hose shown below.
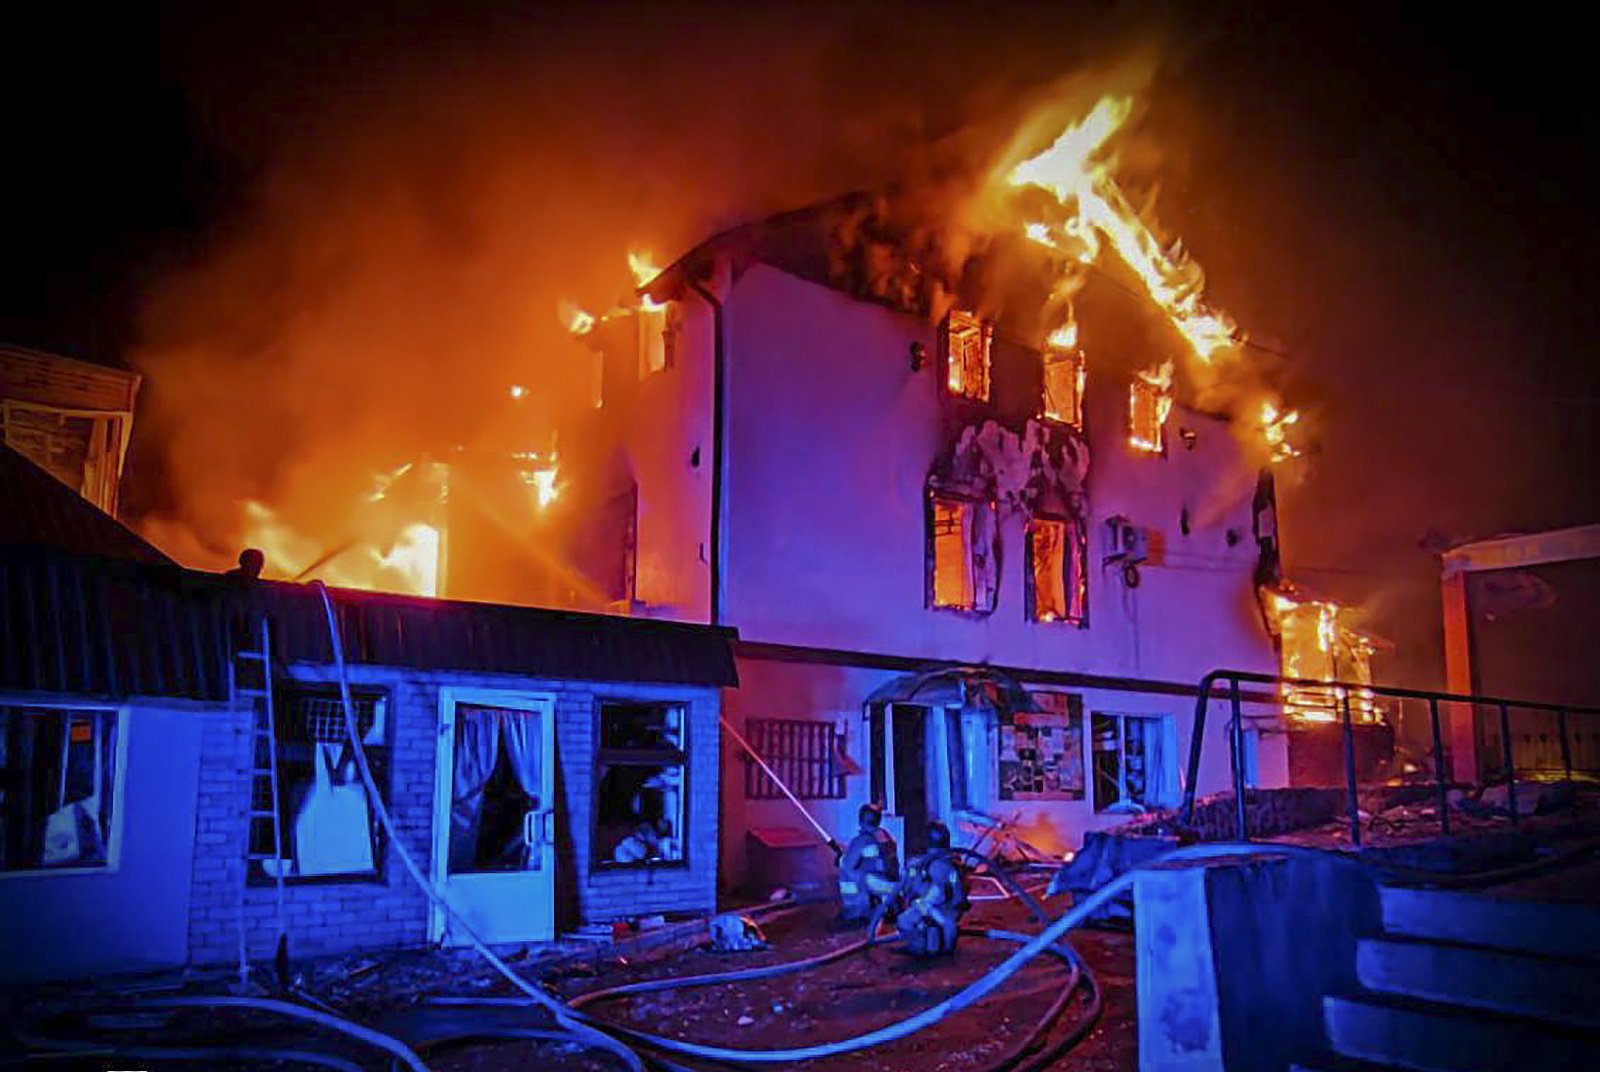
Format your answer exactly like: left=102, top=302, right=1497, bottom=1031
left=44, top=582, right=1579, bottom=1072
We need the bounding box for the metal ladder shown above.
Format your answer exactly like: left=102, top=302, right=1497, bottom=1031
left=232, top=613, right=287, bottom=986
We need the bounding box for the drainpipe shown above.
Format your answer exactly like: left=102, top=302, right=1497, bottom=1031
left=690, top=275, right=726, bottom=627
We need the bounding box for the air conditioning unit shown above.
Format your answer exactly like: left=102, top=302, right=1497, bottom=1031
left=1105, top=515, right=1149, bottom=565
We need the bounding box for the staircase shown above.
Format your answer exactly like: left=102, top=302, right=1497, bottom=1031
left=1296, top=887, right=1600, bottom=1072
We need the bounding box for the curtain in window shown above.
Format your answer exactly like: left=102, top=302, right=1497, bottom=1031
left=294, top=743, right=375, bottom=876
left=1143, top=718, right=1181, bottom=807
left=449, top=712, right=502, bottom=872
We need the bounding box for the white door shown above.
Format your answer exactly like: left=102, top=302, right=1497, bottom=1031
left=431, top=689, right=556, bottom=945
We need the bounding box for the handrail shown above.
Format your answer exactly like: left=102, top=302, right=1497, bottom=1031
left=1181, top=668, right=1600, bottom=844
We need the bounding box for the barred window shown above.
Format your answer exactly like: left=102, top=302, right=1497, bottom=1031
left=743, top=719, right=848, bottom=800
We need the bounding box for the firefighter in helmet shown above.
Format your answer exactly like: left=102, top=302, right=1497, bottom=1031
left=895, top=820, right=968, bottom=956
left=836, top=802, right=900, bottom=926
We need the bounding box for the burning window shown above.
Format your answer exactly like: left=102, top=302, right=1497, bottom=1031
left=1041, top=347, right=1086, bottom=427
left=0, top=706, right=119, bottom=872
left=1269, top=592, right=1382, bottom=723
left=250, top=687, right=389, bottom=882
left=944, top=310, right=992, bottom=402
left=1128, top=363, right=1174, bottom=453
left=1090, top=712, right=1177, bottom=812
left=594, top=702, right=686, bottom=868
left=742, top=719, right=848, bottom=800
left=928, top=490, right=997, bottom=613
left=1026, top=516, right=1087, bottom=625
left=638, top=299, right=679, bottom=376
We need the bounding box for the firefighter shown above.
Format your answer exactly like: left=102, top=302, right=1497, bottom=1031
left=895, top=820, right=968, bottom=956
left=836, top=802, right=899, bottom=926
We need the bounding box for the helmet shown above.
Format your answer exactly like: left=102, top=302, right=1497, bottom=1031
left=858, top=802, right=884, bottom=829
left=926, top=821, right=951, bottom=850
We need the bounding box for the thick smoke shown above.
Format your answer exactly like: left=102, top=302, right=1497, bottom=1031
left=129, top=4, right=1174, bottom=568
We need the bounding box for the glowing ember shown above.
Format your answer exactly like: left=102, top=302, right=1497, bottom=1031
left=509, top=384, right=528, bottom=400
left=516, top=451, right=561, bottom=509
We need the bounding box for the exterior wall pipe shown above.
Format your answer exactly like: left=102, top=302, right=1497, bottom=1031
left=690, top=276, right=726, bottom=627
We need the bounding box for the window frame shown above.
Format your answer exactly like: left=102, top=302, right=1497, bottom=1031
left=942, top=310, right=993, bottom=403
left=1090, top=711, right=1175, bottom=813
left=249, top=683, right=393, bottom=887
left=997, top=692, right=1086, bottom=802
left=0, top=701, right=129, bottom=879
left=1040, top=345, right=1086, bottom=428
left=591, top=699, right=690, bottom=872
left=1025, top=513, right=1089, bottom=627
left=1128, top=374, right=1172, bottom=455
left=742, top=718, right=848, bottom=801
left=925, top=483, right=998, bottom=616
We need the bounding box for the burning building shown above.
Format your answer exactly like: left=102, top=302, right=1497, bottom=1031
left=559, top=90, right=1352, bottom=887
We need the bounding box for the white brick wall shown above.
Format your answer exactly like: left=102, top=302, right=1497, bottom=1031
left=186, top=667, right=720, bottom=966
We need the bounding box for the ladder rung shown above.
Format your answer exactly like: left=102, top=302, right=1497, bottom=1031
left=248, top=809, right=279, bottom=820
left=245, top=853, right=284, bottom=863
left=236, top=651, right=268, bottom=661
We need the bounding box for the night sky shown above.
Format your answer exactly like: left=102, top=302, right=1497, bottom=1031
left=4, top=2, right=1595, bottom=689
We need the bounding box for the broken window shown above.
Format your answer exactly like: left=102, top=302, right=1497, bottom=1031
left=1, top=401, right=130, bottom=514
left=1090, top=712, right=1177, bottom=812
left=742, top=719, right=849, bottom=800
left=1041, top=347, right=1086, bottom=427
left=1128, top=365, right=1174, bottom=453
left=594, top=702, right=686, bottom=868
left=998, top=692, right=1085, bottom=801
left=1026, top=516, right=1087, bottom=625
left=928, top=489, right=997, bottom=613
left=0, top=705, right=119, bottom=872
left=944, top=310, right=992, bottom=402
left=251, top=687, right=389, bottom=882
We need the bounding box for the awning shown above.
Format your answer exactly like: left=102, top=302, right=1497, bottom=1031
left=864, top=665, right=1042, bottom=716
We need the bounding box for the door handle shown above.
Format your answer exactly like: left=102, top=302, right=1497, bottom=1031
left=524, top=809, right=556, bottom=848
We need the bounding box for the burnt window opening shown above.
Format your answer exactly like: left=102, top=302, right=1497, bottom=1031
left=1128, top=370, right=1173, bottom=454
left=944, top=310, right=992, bottom=402
left=927, top=489, right=998, bottom=614
left=594, top=702, right=686, bottom=869
left=0, top=705, right=119, bottom=872
left=1041, top=347, right=1086, bottom=427
left=639, top=300, right=680, bottom=377
left=249, top=687, right=390, bottom=884
left=1026, top=516, right=1088, bottom=626
left=1090, top=712, right=1177, bottom=813
left=742, top=718, right=848, bottom=800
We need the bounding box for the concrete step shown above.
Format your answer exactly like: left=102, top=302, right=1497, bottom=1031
left=1379, top=886, right=1600, bottom=960
left=1324, top=993, right=1598, bottom=1072
left=1358, top=937, right=1600, bottom=1029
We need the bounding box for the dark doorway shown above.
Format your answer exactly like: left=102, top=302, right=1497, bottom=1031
left=892, top=704, right=931, bottom=856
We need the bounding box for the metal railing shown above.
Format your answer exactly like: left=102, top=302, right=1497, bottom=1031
left=1180, top=669, right=1600, bottom=845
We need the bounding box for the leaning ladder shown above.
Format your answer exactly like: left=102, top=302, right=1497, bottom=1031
left=232, top=614, right=287, bottom=987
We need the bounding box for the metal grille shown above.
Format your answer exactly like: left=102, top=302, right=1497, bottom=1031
left=284, top=693, right=378, bottom=743
left=743, top=718, right=847, bottom=800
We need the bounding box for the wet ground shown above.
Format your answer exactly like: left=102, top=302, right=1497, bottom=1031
left=430, top=894, right=1136, bottom=1072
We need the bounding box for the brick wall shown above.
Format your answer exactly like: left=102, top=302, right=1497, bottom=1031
left=187, top=667, right=720, bottom=966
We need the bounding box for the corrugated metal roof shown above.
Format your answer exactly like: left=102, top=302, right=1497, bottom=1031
left=1, top=546, right=738, bottom=701
left=0, top=445, right=173, bottom=566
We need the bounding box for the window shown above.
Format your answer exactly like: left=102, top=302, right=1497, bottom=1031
left=1091, top=712, right=1177, bottom=812
left=1041, top=346, right=1086, bottom=427
left=944, top=310, right=992, bottom=401
left=251, top=687, right=389, bottom=882
left=1027, top=516, right=1087, bottom=625
left=1, top=401, right=131, bottom=514
left=998, top=692, right=1084, bottom=801
left=639, top=300, right=679, bottom=376
left=1128, top=365, right=1174, bottom=453
left=594, top=702, right=686, bottom=868
left=0, top=705, right=119, bottom=872
left=928, top=489, right=997, bottom=613
left=742, top=719, right=848, bottom=800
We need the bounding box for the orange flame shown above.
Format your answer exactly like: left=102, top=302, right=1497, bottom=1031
left=628, top=249, right=661, bottom=288
left=560, top=300, right=597, bottom=336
